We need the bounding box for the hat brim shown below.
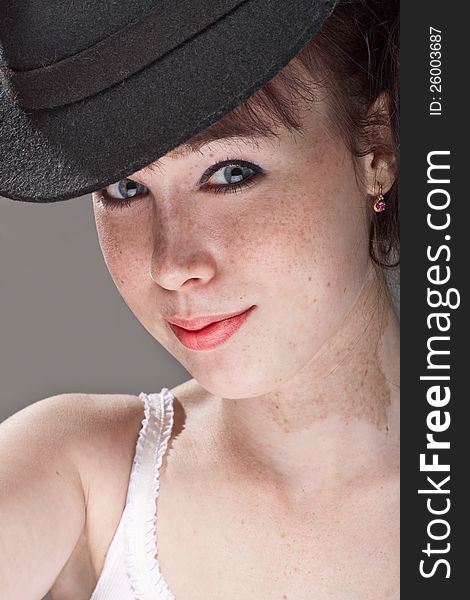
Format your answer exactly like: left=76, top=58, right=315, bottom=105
left=0, top=0, right=335, bottom=202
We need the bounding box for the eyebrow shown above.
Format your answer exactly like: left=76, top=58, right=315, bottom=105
left=172, top=125, right=270, bottom=153
left=138, top=121, right=272, bottom=175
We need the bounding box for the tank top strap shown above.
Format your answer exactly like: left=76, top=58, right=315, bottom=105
left=124, top=387, right=175, bottom=600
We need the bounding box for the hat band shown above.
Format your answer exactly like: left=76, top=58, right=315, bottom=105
left=0, top=0, right=246, bottom=111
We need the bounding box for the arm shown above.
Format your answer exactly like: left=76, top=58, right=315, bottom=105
left=0, top=395, right=87, bottom=598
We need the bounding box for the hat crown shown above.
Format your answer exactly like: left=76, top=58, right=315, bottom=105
left=0, top=0, right=338, bottom=203
left=0, top=0, right=158, bottom=70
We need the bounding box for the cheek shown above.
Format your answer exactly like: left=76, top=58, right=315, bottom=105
left=223, top=156, right=370, bottom=358
left=94, top=208, right=152, bottom=298
left=228, top=164, right=368, bottom=290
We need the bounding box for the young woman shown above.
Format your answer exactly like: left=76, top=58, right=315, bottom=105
left=0, top=0, right=399, bottom=598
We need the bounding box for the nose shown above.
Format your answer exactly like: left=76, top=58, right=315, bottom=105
left=148, top=217, right=217, bottom=291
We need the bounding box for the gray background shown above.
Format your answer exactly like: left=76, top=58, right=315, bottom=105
left=0, top=193, right=398, bottom=600
left=0, top=193, right=189, bottom=424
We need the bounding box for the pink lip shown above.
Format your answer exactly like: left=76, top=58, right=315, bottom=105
left=168, top=306, right=255, bottom=350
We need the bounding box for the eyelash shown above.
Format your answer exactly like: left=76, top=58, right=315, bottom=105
left=95, top=158, right=263, bottom=211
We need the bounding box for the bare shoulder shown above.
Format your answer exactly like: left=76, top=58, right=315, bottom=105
left=52, top=382, right=208, bottom=514
left=70, top=393, right=146, bottom=540
left=0, top=391, right=142, bottom=480
left=48, top=381, right=214, bottom=593
left=81, top=382, right=212, bottom=577
left=1, top=390, right=144, bottom=437
left=65, top=391, right=144, bottom=473
left=43, top=391, right=147, bottom=596
left=0, top=391, right=145, bottom=599
left=1, top=387, right=208, bottom=598
left=6, top=391, right=147, bottom=482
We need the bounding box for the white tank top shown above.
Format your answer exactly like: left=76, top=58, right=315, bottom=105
left=89, top=387, right=175, bottom=600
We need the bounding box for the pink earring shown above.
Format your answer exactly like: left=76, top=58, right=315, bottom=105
left=373, top=183, right=386, bottom=213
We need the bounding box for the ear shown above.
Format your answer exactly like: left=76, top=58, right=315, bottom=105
left=359, top=92, right=397, bottom=197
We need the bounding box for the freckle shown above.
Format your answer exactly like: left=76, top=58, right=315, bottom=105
left=275, top=403, right=280, bottom=409
left=56, top=471, right=60, bottom=476
left=308, top=276, right=312, bottom=281
left=280, top=531, right=286, bottom=538
left=326, top=281, right=330, bottom=287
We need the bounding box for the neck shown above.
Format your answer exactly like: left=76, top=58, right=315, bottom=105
left=215, top=265, right=400, bottom=497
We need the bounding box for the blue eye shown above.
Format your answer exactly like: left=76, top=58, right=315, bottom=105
left=200, top=159, right=263, bottom=195
left=96, top=159, right=263, bottom=210
left=112, top=179, right=146, bottom=199
left=95, top=178, right=149, bottom=210
left=202, top=161, right=256, bottom=186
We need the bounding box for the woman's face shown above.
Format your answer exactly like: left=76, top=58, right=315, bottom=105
left=92, top=97, right=383, bottom=399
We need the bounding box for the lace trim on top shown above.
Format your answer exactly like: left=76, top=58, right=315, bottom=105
left=124, top=387, right=175, bottom=600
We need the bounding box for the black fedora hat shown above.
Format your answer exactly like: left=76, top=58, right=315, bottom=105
left=0, top=0, right=337, bottom=203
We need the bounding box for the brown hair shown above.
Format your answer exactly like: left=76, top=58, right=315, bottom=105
left=180, top=0, right=400, bottom=268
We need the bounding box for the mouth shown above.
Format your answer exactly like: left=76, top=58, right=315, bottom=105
left=168, top=305, right=256, bottom=351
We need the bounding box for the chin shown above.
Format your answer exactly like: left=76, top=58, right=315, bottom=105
left=189, top=363, right=281, bottom=400
left=162, top=327, right=302, bottom=399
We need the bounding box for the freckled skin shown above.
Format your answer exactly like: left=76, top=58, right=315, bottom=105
left=92, top=88, right=398, bottom=465
left=97, top=121, right=376, bottom=387
left=92, top=92, right=399, bottom=598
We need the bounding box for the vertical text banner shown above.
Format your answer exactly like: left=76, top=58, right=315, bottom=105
left=401, top=0, right=468, bottom=596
